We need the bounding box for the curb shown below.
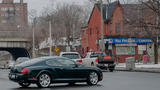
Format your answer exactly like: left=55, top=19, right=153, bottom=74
left=116, top=68, right=160, bottom=73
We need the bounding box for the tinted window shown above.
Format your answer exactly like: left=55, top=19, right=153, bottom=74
left=46, top=59, right=63, bottom=66
left=56, top=58, right=75, bottom=66
left=62, top=53, right=80, bottom=59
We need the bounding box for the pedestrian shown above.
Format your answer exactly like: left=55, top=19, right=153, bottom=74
left=142, top=51, right=149, bottom=64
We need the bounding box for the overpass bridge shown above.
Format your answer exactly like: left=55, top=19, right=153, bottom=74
left=0, top=31, right=31, bottom=60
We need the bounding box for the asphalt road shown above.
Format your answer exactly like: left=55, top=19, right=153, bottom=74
left=0, top=69, right=160, bottom=90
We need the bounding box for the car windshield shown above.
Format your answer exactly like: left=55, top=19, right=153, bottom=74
left=16, top=58, right=44, bottom=66
left=62, top=54, right=80, bottom=59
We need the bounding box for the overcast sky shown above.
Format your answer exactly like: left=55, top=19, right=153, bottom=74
left=12, top=0, right=136, bottom=15
left=24, top=0, right=88, bottom=15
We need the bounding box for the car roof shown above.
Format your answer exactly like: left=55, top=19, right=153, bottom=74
left=39, top=56, right=69, bottom=60
left=87, top=51, right=103, bottom=54
left=60, top=52, right=80, bottom=54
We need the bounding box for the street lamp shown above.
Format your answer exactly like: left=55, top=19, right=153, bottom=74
left=49, top=20, right=52, bottom=56
left=47, top=14, right=53, bottom=56
left=100, top=0, right=105, bottom=51
left=32, top=18, right=36, bottom=58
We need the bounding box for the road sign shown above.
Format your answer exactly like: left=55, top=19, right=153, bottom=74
left=54, top=47, right=59, bottom=52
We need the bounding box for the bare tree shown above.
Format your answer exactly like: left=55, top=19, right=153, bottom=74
left=54, top=4, right=83, bottom=50
left=124, top=0, right=160, bottom=64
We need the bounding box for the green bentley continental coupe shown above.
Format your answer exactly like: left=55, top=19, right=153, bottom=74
left=9, top=56, right=103, bottom=88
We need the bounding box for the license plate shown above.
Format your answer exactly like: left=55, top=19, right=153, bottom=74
left=10, top=74, right=16, bottom=79
left=104, top=64, right=108, bottom=66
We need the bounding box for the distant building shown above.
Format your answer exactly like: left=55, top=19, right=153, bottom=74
left=0, top=0, right=28, bottom=31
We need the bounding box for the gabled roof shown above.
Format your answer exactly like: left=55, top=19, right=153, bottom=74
left=96, top=1, right=118, bottom=20
left=88, top=1, right=119, bottom=24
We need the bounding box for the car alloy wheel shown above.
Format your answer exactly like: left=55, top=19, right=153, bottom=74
left=87, top=72, right=99, bottom=85
left=18, top=82, right=31, bottom=87
left=37, top=73, right=51, bottom=88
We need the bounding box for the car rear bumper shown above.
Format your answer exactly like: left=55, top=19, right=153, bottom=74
left=97, top=64, right=116, bottom=69
left=8, top=73, right=37, bottom=83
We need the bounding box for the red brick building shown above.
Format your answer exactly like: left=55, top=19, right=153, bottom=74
left=0, top=0, right=28, bottom=31
left=81, top=1, right=155, bottom=63
left=81, top=1, right=123, bottom=57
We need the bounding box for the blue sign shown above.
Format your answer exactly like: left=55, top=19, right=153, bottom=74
left=105, top=38, right=153, bottom=44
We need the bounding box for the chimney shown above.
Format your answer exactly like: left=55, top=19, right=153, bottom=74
left=20, top=0, right=23, bottom=3
left=2, top=0, right=13, bottom=3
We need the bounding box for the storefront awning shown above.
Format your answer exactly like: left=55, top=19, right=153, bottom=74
left=104, top=38, right=153, bottom=44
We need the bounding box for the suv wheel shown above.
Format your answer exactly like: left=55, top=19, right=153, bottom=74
left=37, top=73, right=51, bottom=88
left=87, top=72, right=99, bottom=85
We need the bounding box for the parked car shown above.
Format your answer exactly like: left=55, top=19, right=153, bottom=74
left=59, top=52, right=83, bottom=64
left=83, top=51, right=116, bottom=72
left=15, top=57, right=30, bottom=65
left=8, top=56, right=103, bottom=88
left=6, top=60, right=15, bottom=69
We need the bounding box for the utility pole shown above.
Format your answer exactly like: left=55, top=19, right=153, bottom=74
left=49, top=20, right=52, bottom=56
left=100, top=0, right=105, bottom=51
left=32, top=18, right=36, bottom=58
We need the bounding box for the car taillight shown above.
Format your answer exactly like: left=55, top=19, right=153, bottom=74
left=104, top=56, right=111, bottom=59
left=77, top=60, right=83, bottom=63
left=96, top=58, right=98, bottom=62
left=21, top=68, right=29, bottom=74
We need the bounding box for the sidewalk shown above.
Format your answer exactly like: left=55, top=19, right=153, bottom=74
left=116, top=63, right=160, bottom=73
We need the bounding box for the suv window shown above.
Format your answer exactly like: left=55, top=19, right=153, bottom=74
left=90, top=52, right=105, bottom=58
left=62, top=53, right=80, bottom=59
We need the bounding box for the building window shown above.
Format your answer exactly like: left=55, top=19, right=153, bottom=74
left=9, top=13, right=14, bottom=16
left=1, top=20, right=7, bottom=23
left=1, top=7, right=8, bottom=11
left=116, top=46, right=135, bottom=55
left=1, top=13, right=5, bottom=17
left=110, top=24, right=112, bottom=34
left=5, top=13, right=8, bottom=17
left=16, top=13, right=20, bottom=16
left=9, top=7, right=14, bottom=11
left=1, top=13, right=8, bottom=17
left=115, top=23, right=120, bottom=34
left=16, top=7, right=20, bottom=11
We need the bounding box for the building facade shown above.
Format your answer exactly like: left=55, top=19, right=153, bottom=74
left=0, top=0, right=28, bottom=31
left=81, top=1, right=158, bottom=63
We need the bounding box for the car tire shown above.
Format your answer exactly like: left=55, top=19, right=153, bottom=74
left=18, top=82, right=31, bottom=87
left=87, top=71, right=99, bottom=85
left=109, top=69, right=114, bottom=72
left=91, top=62, right=94, bottom=66
left=68, top=82, right=76, bottom=86
left=36, top=73, right=51, bottom=88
